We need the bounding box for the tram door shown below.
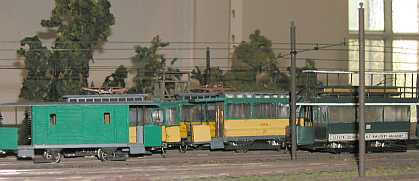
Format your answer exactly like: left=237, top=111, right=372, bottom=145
left=296, top=106, right=315, bottom=145
left=215, top=103, right=224, bottom=138
left=129, top=106, right=163, bottom=147
left=129, top=107, right=143, bottom=145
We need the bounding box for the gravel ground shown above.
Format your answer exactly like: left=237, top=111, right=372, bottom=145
left=0, top=150, right=419, bottom=180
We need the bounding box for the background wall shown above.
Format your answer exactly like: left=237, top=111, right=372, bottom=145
left=0, top=0, right=348, bottom=106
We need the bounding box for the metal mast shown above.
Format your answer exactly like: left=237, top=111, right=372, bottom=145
left=290, top=21, right=297, bottom=160
left=358, top=2, right=366, bottom=177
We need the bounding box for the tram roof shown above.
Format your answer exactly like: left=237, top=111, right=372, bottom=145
left=0, top=100, right=158, bottom=108
left=224, top=92, right=289, bottom=99
left=302, top=70, right=419, bottom=75
left=297, top=102, right=418, bottom=106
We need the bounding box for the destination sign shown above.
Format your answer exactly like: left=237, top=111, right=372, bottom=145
left=328, top=132, right=408, bottom=142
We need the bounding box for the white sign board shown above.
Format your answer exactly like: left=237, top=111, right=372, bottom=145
left=328, top=132, right=408, bottom=142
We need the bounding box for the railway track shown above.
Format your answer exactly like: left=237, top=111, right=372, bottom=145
left=0, top=150, right=418, bottom=170
left=1, top=150, right=419, bottom=180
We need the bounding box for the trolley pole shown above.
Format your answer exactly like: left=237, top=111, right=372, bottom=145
left=206, top=47, right=211, bottom=85
left=358, top=2, right=366, bottom=177
left=290, top=21, right=297, bottom=160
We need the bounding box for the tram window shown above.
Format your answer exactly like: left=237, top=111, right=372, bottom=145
left=365, top=106, right=383, bottom=123
left=165, top=108, right=177, bottom=125
left=181, top=107, right=191, bottom=121
left=151, top=110, right=163, bottom=123
left=384, top=106, right=409, bottom=122
left=137, top=108, right=146, bottom=125
left=254, top=103, right=282, bottom=119
left=207, top=105, right=216, bottom=121
left=129, top=108, right=138, bottom=126
left=104, top=112, right=111, bottom=124
left=328, top=107, right=356, bottom=123
left=227, top=103, right=251, bottom=119
left=276, top=105, right=289, bottom=118
left=50, top=113, right=57, bottom=126
left=143, top=108, right=152, bottom=124
left=254, top=103, right=269, bottom=118
left=182, top=106, right=201, bottom=122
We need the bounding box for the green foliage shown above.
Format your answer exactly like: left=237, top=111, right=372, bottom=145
left=234, top=30, right=276, bottom=72
left=226, top=30, right=286, bottom=91
left=102, top=65, right=128, bottom=88
left=17, top=36, right=52, bottom=101
left=296, top=59, right=320, bottom=97
left=18, top=0, right=115, bottom=101
left=191, top=66, right=224, bottom=86
left=130, top=36, right=179, bottom=94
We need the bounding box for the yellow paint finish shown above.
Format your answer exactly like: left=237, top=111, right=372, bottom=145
left=165, top=126, right=181, bottom=143
left=192, top=125, right=211, bottom=142
left=323, top=88, right=353, bottom=93
left=223, top=119, right=289, bottom=137
left=162, top=125, right=167, bottom=142
left=180, top=121, right=217, bottom=138
left=297, top=118, right=305, bottom=126
left=129, top=126, right=137, bottom=144
left=208, top=122, right=216, bottom=138
left=180, top=122, right=188, bottom=138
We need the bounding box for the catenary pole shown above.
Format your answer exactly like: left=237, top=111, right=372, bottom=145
left=290, top=21, right=297, bottom=160
left=358, top=2, right=366, bottom=177
left=206, top=47, right=211, bottom=85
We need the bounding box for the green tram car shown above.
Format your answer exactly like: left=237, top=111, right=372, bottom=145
left=2, top=94, right=170, bottom=163
left=210, top=92, right=292, bottom=152
left=2, top=69, right=419, bottom=162
left=158, top=92, right=293, bottom=153
left=0, top=92, right=295, bottom=161
left=296, top=70, right=419, bottom=152
left=171, top=92, right=292, bottom=152
left=164, top=93, right=223, bottom=152
left=0, top=127, right=18, bottom=156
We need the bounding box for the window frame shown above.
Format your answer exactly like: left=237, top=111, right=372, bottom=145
left=348, top=0, right=419, bottom=73
left=50, top=113, right=57, bottom=126
left=104, top=112, right=111, bottom=125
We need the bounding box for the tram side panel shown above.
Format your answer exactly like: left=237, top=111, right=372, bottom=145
left=211, top=95, right=290, bottom=151
left=298, top=105, right=411, bottom=152
left=19, top=104, right=132, bottom=162
left=0, top=127, right=18, bottom=155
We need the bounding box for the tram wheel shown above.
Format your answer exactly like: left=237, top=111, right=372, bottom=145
left=179, top=144, right=188, bottom=153
left=97, top=149, right=107, bottom=161
left=161, top=147, right=167, bottom=158
left=53, top=152, right=62, bottom=163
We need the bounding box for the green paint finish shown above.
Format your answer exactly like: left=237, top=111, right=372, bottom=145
left=0, top=127, right=18, bottom=150
left=143, top=124, right=162, bottom=147
left=32, top=104, right=129, bottom=145
left=328, top=122, right=410, bottom=134
left=297, top=126, right=314, bottom=145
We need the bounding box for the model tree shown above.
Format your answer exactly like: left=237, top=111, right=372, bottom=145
left=130, top=35, right=179, bottom=94
left=18, top=0, right=115, bottom=101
